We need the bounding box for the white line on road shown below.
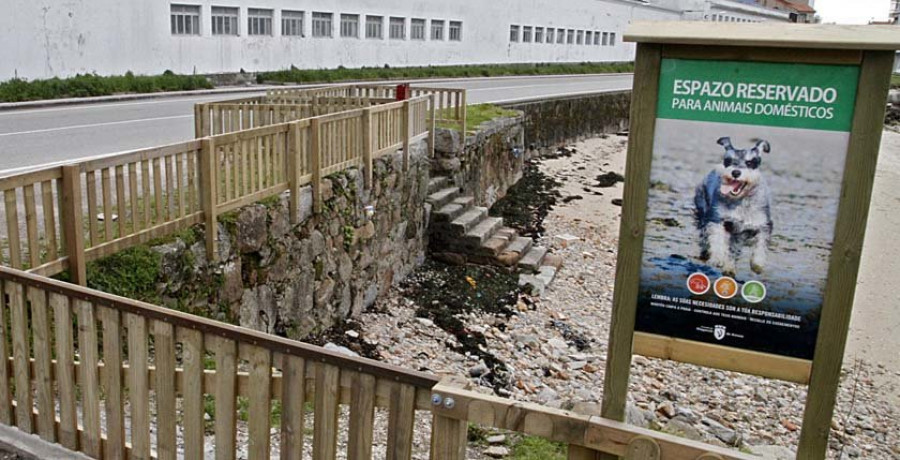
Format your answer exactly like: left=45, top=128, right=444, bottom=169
left=0, top=115, right=193, bottom=138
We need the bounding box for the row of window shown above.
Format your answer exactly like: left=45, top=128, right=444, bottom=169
left=705, top=14, right=761, bottom=23
left=510, top=25, right=617, bottom=46
left=171, top=4, right=462, bottom=40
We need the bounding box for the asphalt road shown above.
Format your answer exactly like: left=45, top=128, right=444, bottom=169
left=0, top=74, right=633, bottom=173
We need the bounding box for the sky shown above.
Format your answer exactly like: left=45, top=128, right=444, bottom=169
left=814, top=0, right=892, bottom=24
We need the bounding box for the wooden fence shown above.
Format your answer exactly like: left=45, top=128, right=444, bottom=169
left=0, top=96, right=433, bottom=285
left=0, top=264, right=758, bottom=460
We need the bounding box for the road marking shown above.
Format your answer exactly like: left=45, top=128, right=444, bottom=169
left=0, top=115, right=193, bottom=138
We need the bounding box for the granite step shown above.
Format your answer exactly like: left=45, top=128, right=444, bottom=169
left=426, top=187, right=460, bottom=210
left=464, top=217, right=504, bottom=247
left=433, top=202, right=467, bottom=223
left=449, top=207, right=488, bottom=236
left=427, top=176, right=451, bottom=195
left=518, top=246, right=548, bottom=272
left=474, top=232, right=514, bottom=257
left=505, top=236, right=533, bottom=256
left=451, top=196, right=475, bottom=209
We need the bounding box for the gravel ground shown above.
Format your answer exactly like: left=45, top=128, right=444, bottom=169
left=356, top=135, right=900, bottom=459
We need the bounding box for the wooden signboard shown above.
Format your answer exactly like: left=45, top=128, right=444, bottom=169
left=601, top=23, right=900, bottom=459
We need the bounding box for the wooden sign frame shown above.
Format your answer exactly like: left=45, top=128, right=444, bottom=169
left=601, top=23, right=899, bottom=459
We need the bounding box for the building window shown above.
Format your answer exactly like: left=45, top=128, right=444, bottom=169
left=312, top=12, right=333, bottom=37
left=576, top=30, right=584, bottom=45
left=509, top=25, right=520, bottom=43
left=171, top=4, right=201, bottom=36
left=411, top=18, right=426, bottom=40
left=557, top=28, right=565, bottom=44
left=449, top=21, right=462, bottom=41
left=340, top=14, right=359, bottom=38
left=523, top=26, right=532, bottom=43
left=534, top=27, right=544, bottom=43
left=567, top=29, right=574, bottom=44
left=609, top=32, right=616, bottom=46
left=431, top=20, right=445, bottom=40
left=282, top=10, right=304, bottom=37
left=248, top=9, right=272, bottom=36
left=585, top=31, right=592, bottom=45
left=602, top=32, right=609, bottom=46
left=366, top=15, right=383, bottom=39
left=594, top=30, right=601, bottom=45
left=212, top=7, right=239, bottom=36
left=546, top=27, right=554, bottom=43
left=389, top=17, right=405, bottom=39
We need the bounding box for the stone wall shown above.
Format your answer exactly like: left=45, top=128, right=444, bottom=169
left=499, top=91, right=631, bottom=154
left=143, top=141, right=429, bottom=339
left=433, top=116, right=526, bottom=207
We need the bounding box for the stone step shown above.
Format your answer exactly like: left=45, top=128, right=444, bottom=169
left=451, top=196, right=475, bottom=209
left=426, top=187, right=459, bottom=210
left=449, top=207, right=488, bottom=236
left=433, top=202, right=467, bottom=223
left=518, top=246, right=548, bottom=272
left=505, top=236, right=533, bottom=256
left=464, top=217, right=504, bottom=248
left=474, top=233, right=514, bottom=257
left=427, top=176, right=451, bottom=195
left=519, top=265, right=558, bottom=296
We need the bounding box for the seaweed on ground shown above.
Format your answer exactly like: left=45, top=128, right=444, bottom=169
left=489, top=160, right=562, bottom=240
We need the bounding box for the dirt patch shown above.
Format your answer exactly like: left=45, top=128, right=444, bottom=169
left=304, top=319, right=383, bottom=360
left=489, top=160, right=562, bottom=240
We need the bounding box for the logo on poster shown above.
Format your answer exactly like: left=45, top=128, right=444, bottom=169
left=687, top=272, right=711, bottom=295
left=714, top=277, right=738, bottom=299
left=714, top=325, right=727, bottom=341
left=741, top=280, right=767, bottom=303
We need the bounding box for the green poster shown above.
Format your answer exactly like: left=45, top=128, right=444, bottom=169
left=635, top=58, right=860, bottom=360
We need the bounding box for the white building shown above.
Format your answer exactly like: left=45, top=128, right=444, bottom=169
left=1, top=0, right=789, bottom=80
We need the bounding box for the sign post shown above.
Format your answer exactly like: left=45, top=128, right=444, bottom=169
left=601, top=23, right=900, bottom=459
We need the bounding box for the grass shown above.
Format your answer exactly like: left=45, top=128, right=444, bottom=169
left=258, top=62, right=634, bottom=84
left=85, top=245, right=162, bottom=303
left=510, top=436, right=567, bottom=460
left=439, top=104, right=520, bottom=132
left=892, top=73, right=899, bottom=89
left=0, top=71, right=213, bottom=103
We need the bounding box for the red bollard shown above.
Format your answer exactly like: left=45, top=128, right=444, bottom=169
left=396, top=83, right=410, bottom=100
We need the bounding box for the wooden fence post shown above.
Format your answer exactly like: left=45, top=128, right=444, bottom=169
left=199, top=138, right=218, bottom=261
left=310, top=119, right=322, bottom=214
left=362, top=108, right=374, bottom=189
left=60, top=165, right=86, bottom=286
left=430, top=413, right=467, bottom=460
left=459, top=90, right=467, bottom=152
left=428, top=95, right=436, bottom=159
left=402, top=100, right=411, bottom=171
left=194, top=104, right=203, bottom=138
left=288, top=122, right=300, bottom=224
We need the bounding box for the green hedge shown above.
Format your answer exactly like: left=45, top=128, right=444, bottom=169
left=257, top=62, right=634, bottom=84
left=0, top=71, right=213, bottom=103
left=892, top=74, right=899, bottom=90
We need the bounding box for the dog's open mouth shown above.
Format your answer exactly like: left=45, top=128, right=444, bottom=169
left=721, top=178, right=747, bottom=197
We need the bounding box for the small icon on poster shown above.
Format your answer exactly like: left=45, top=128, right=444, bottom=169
left=686, top=272, right=711, bottom=295
left=741, top=280, right=767, bottom=303
left=714, top=277, right=738, bottom=299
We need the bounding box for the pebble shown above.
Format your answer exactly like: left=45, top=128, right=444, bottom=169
left=483, top=446, right=510, bottom=458
left=486, top=434, right=507, bottom=444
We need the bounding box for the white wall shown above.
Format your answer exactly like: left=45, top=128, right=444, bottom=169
left=1, top=0, right=776, bottom=80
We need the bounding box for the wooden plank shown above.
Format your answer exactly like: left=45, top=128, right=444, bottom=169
left=23, top=184, right=39, bottom=268
left=0, top=281, right=11, bottom=425
left=129, top=162, right=140, bottom=233
left=287, top=123, right=300, bottom=224
left=313, top=363, right=340, bottom=460
left=8, top=281, right=32, bottom=433
left=634, top=333, right=812, bottom=384
left=153, top=158, right=163, bottom=224
left=429, top=414, right=467, bottom=460
left=41, top=180, right=59, bottom=261
left=115, top=164, right=127, bottom=238
left=310, top=119, right=322, bottom=214
left=279, top=354, right=305, bottom=460
left=180, top=327, right=205, bottom=460
left=28, top=286, right=54, bottom=442
left=80, top=140, right=203, bottom=172
left=4, top=190, right=21, bottom=268
left=212, top=335, right=238, bottom=460
left=187, top=153, right=197, bottom=215
left=347, top=372, right=376, bottom=460
left=60, top=166, right=85, bottom=285
left=153, top=320, right=177, bottom=460
left=624, top=22, right=900, bottom=51
left=600, top=44, right=662, bottom=429
left=0, top=168, right=62, bottom=193
left=216, top=184, right=289, bottom=215
left=85, top=171, right=99, bottom=246
left=50, top=293, right=78, bottom=450
left=141, top=159, right=151, bottom=226
left=82, top=213, right=203, bottom=263
left=798, top=50, right=896, bottom=460
left=386, top=382, right=416, bottom=460
left=200, top=138, right=218, bottom=261
left=100, top=167, right=114, bottom=239
left=661, top=44, right=862, bottom=65
left=165, top=154, right=176, bottom=221
left=127, top=313, right=151, bottom=459
left=245, top=344, right=272, bottom=460
left=99, top=306, right=125, bottom=459
left=402, top=101, right=410, bottom=170
left=75, top=299, right=101, bottom=457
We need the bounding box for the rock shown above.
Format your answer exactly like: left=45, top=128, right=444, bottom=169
left=547, top=337, right=568, bottom=350
left=434, top=129, right=462, bottom=154
left=415, top=317, right=435, bottom=328
left=625, top=403, right=653, bottom=428
left=537, top=387, right=559, bottom=403
left=315, top=278, right=336, bottom=307
left=515, top=333, right=540, bottom=349
left=469, top=364, right=489, bottom=378
left=665, top=417, right=704, bottom=441
left=323, top=342, right=359, bottom=358
left=569, top=361, right=587, bottom=371
left=483, top=446, right=509, bottom=458
left=236, top=205, right=268, bottom=253
left=345, top=330, right=360, bottom=339
left=656, top=401, right=676, bottom=419
left=486, top=434, right=506, bottom=444
left=702, top=418, right=741, bottom=446
left=310, top=230, right=326, bottom=257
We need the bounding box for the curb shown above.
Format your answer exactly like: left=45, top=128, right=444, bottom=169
left=0, top=73, right=635, bottom=112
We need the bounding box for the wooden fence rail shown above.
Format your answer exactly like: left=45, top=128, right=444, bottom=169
left=0, top=96, right=433, bottom=285
left=0, top=264, right=760, bottom=460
